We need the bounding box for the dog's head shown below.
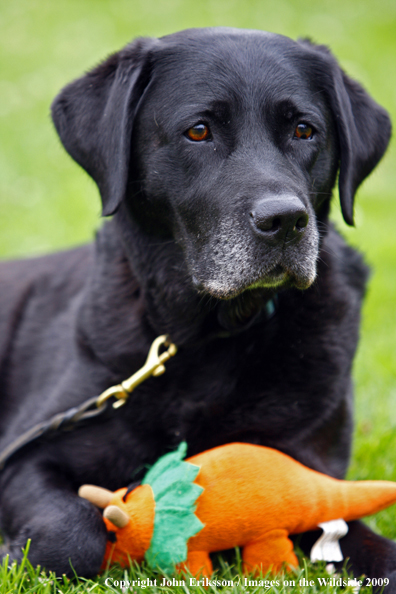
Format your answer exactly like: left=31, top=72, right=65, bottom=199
left=52, top=28, right=390, bottom=303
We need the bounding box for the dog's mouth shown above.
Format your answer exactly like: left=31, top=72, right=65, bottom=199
left=252, top=262, right=316, bottom=292
left=249, top=264, right=289, bottom=289
left=194, top=260, right=314, bottom=301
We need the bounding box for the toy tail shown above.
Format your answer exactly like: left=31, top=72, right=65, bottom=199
left=341, top=480, right=396, bottom=522
left=296, top=477, right=396, bottom=533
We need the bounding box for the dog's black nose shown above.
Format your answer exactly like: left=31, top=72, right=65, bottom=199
left=250, top=196, right=308, bottom=243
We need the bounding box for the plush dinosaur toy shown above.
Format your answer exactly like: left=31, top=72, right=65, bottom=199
left=79, top=443, right=396, bottom=576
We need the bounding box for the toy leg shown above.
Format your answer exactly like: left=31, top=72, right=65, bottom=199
left=182, top=550, right=213, bottom=577
left=242, top=529, right=298, bottom=575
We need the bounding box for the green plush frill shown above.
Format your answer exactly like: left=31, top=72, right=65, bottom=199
left=142, top=442, right=204, bottom=572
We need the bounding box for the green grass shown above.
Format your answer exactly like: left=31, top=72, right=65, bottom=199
left=0, top=544, right=379, bottom=594
left=1, top=0, right=396, bottom=590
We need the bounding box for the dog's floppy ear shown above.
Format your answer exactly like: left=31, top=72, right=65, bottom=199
left=51, top=38, right=157, bottom=216
left=300, top=41, right=391, bottom=225
left=331, top=68, right=391, bottom=226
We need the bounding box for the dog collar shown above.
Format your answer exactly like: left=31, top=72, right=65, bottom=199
left=214, top=293, right=278, bottom=339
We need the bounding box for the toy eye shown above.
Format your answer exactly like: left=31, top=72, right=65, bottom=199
left=294, top=123, right=314, bottom=140
left=186, top=124, right=211, bottom=142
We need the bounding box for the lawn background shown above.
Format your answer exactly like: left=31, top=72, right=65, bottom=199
left=0, top=0, right=396, bottom=590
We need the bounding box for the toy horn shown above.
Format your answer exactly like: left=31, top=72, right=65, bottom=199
left=103, top=505, right=130, bottom=528
left=78, top=485, right=114, bottom=508
left=79, top=485, right=131, bottom=528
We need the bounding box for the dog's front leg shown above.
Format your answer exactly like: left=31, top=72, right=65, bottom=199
left=0, top=459, right=107, bottom=577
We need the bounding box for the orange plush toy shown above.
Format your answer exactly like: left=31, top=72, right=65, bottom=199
left=79, top=443, right=396, bottom=576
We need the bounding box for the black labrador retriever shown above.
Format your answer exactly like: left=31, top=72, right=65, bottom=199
left=0, top=27, right=395, bottom=581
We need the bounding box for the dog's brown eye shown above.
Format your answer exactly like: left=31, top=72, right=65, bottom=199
left=186, top=124, right=210, bottom=142
left=294, top=123, right=313, bottom=140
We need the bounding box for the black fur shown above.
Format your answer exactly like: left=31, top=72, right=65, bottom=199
left=0, top=28, right=394, bottom=582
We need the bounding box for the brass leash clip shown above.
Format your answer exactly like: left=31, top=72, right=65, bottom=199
left=96, top=335, right=177, bottom=409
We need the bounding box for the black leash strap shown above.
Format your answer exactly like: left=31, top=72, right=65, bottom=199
left=0, top=335, right=178, bottom=472
left=0, top=396, right=109, bottom=470
left=0, top=298, right=277, bottom=473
